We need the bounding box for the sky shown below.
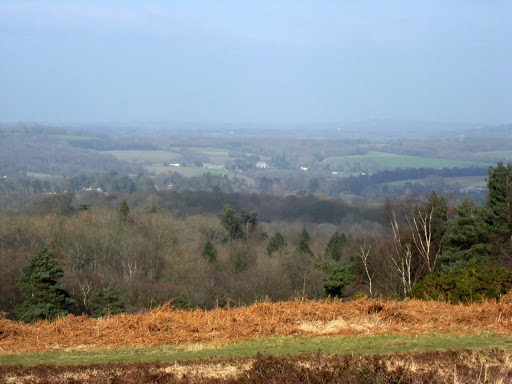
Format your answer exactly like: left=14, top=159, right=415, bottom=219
left=0, top=1, right=511, bottom=125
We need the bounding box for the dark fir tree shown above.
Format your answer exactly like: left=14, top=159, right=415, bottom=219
left=266, top=231, right=287, bottom=256
left=439, top=197, right=493, bottom=270
left=325, top=232, right=348, bottom=261
left=487, top=162, right=512, bottom=234
left=240, top=208, right=258, bottom=237
left=297, top=227, right=313, bottom=256
left=91, top=278, right=126, bottom=317
left=118, top=200, right=131, bottom=221
left=218, top=204, right=244, bottom=239
left=175, top=291, right=191, bottom=310
left=316, top=262, right=355, bottom=298
left=201, top=239, right=217, bottom=263
left=14, top=248, right=74, bottom=323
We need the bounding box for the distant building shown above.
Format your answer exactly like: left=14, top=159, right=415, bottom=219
left=256, top=161, right=268, bottom=169
left=169, top=163, right=180, bottom=167
left=204, top=163, right=225, bottom=169
left=83, top=187, right=104, bottom=192
left=300, top=167, right=308, bottom=171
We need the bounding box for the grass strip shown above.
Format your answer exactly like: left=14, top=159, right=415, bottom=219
left=2, top=333, right=511, bottom=367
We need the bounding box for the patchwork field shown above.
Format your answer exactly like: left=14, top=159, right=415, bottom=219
left=323, top=152, right=490, bottom=170
left=104, top=150, right=183, bottom=164
left=2, top=298, right=511, bottom=382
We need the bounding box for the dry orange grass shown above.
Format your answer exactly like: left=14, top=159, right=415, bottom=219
left=1, top=298, right=511, bottom=353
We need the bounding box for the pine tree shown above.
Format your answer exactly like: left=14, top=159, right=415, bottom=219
left=439, top=197, right=493, bottom=269
left=316, top=261, right=355, bottom=298
left=487, top=162, right=512, bottom=234
left=175, top=291, right=191, bottom=310
left=266, top=231, right=287, bottom=256
left=91, top=278, right=126, bottom=317
left=201, top=239, right=217, bottom=263
left=14, top=248, right=74, bottom=323
left=297, top=227, right=313, bottom=256
left=218, top=204, right=244, bottom=239
left=118, top=200, right=131, bottom=221
left=325, top=232, right=348, bottom=261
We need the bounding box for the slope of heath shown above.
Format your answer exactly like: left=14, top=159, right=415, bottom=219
left=1, top=298, right=511, bottom=354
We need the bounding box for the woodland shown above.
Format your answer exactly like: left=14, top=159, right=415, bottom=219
left=2, top=162, right=512, bottom=323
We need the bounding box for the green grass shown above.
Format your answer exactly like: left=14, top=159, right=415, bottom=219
left=2, top=333, right=510, bottom=367
left=26, top=172, right=62, bottom=179
left=50, top=134, right=99, bottom=141
left=323, top=153, right=489, bottom=170
left=104, top=150, right=182, bottom=164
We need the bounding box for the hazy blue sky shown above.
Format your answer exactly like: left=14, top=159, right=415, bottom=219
left=1, top=1, right=511, bottom=125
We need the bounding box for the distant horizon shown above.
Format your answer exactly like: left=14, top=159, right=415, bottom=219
left=1, top=118, right=510, bottom=127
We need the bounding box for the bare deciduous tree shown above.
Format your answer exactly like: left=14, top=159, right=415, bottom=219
left=359, top=244, right=374, bottom=297
left=390, top=211, right=414, bottom=298
left=408, top=206, right=438, bottom=273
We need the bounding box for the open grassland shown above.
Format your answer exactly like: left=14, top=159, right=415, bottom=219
left=1, top=333, right=510, bottom=366
left=104, top=150, right=183, bottom=164
left=1, top=298, right=511, bottom=355
left=25, top=172, right=61, bottom=179
left=167, top=147, right=232, bottom=165
left=323, top=152, right=489, bottom=169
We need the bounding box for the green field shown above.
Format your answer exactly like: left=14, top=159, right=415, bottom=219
left=105, top=150, right=182, bottom=164
left=26, top=172, right=58, bottom=179
left=384, top=175, right=488, bottom=188
left=0, top=333, right=509, bottom=367
left=51, top=134, right=99, bottom=141
left=178, top=147, right=232, bottom=164
left=146, top=166, right=228, bottom=177
left=323, top=152, right=490, bottom=170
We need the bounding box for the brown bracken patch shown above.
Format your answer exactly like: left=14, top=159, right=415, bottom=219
left=0, top=298, right=511, bottom=354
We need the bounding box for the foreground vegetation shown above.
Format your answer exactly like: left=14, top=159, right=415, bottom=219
left=1, top=349, right=511, bottom=383
left=2, top=299, right=511, bottom=354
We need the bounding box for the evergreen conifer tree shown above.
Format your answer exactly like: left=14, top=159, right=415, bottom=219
left=201, top=239, right=217, bottom=262
left=439, top=197, right=493, bottom=269
left=91, top=278, right=126, bottom=317
left=175, top=291, right=191, bottom=310
left=487, top=162, right=512, bottom=234
left=297, top=227, right=313, bottom=256
left=14, top=248, right=74, bottom=323
left=118, top=200, right=131, bottom=221
left=266, top=231, right=287, bottom=256
left=218, top=204, right=244, bottom=239
left=325, top=232, right=348, bottom=261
